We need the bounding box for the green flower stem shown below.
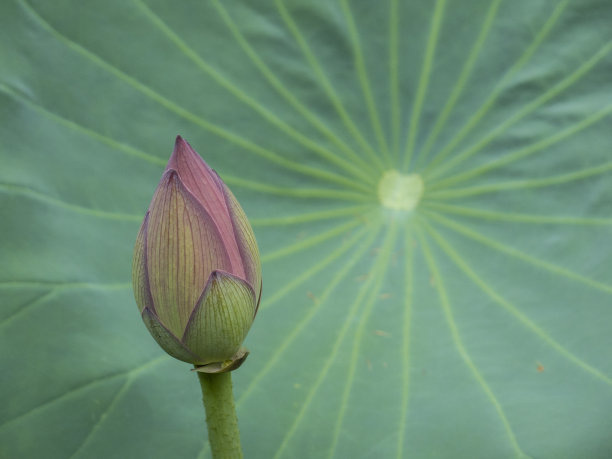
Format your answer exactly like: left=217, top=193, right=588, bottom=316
left=197, top=371, right=243, bottom=459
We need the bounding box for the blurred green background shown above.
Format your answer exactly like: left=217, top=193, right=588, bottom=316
left=1, top=0, right=612, bottom=457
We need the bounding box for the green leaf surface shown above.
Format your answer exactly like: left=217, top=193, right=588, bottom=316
left=1, top=0, right=611, bottom=457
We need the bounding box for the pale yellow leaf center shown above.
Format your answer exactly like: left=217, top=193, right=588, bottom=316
left=377, top=170, right=424, bottom=211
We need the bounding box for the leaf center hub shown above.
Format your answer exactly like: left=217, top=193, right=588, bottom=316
left=377, top=170, right=424, bottom=211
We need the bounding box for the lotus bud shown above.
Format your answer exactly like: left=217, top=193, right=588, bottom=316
left=132, top=136, right=261, bottom=371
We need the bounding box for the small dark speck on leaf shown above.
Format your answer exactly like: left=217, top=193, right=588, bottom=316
left=306, top=291, right=319, bottom=304
left=374, top=329, right=390, bottom=337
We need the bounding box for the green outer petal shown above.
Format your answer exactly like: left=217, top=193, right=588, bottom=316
left=182, top=270, right=256, bottom=365
left=216, top=173, right=262, bottom=309
left=141, top=307, right=201, bottom=364
left=146, top=170, right=232, bottom=337
left=131, top=212, right=154, bottom=314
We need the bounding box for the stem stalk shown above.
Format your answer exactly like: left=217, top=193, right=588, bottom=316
left=197, top=371, right=243, bottom=459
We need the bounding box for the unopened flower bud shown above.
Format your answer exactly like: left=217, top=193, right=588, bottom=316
left=132, top=136, right=261, bottom=370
